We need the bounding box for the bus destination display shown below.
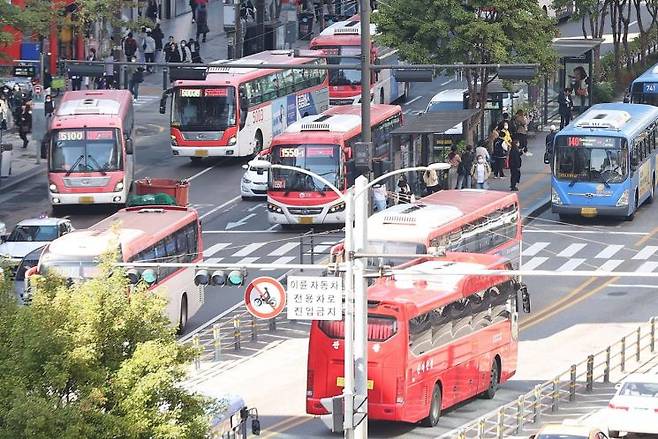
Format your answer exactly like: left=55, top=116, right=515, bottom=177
left=566, top=136, right=619, bottom=148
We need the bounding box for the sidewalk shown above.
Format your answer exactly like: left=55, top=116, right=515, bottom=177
left=0, top=131, right=44, bottom=195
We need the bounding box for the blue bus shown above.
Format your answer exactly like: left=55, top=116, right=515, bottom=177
left=551, top=103, right=658, bottom=220
left=629, top=63, right=658, bottom=105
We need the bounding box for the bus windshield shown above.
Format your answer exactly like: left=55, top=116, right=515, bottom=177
left=319, top=46, right=361, bottom=87
left=50, top=129, right=121, bottom=173
left=270, top=144, right=342, bottom=192
left=554, top=136, right=628, bottom=184
left=172, top=87, right=236, bottom=131
left=631, top=82, right=658, bottom=105
left=39, top=253, right=101, bottom=280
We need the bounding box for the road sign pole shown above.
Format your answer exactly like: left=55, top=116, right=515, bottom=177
left=343, top=187, right=355, bottom=438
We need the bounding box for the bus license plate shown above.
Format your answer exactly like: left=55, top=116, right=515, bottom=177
left=298, top=216, right=313, bottom=225
left=79, top=196, right=94, bottom=204
left=194, top=149, right=208, bottom=157
left=580, top=207, right=598, bottom=217
left=337, top=376, right=374, bottom=390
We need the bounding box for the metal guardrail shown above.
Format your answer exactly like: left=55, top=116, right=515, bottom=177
left=442, top=316, right=658, bottom=439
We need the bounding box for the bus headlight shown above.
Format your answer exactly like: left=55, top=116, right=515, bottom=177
left=616, top=189, right=630, bottom=206
left=49, top=183, right=58, bottom=193
left=267, top=203, right=283, bottom=214
left=329, top=202, right=345, bottom=213
left=114, top=181, right=124, bottom=192
left=228, top=136, right=237, bottom=146
left=551, top=188, right=562, bottom=205
left=170, top=135, right=178, bottom=146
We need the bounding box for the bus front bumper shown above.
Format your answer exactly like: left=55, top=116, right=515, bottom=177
left=551, top=204, right=630, bottom=217
left=171, top=145, right=236, bottom=157
left=50, top=191, right=126, bottom=205
left=267, top=203, right=346, bottom=225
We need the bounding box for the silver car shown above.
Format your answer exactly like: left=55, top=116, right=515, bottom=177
left=0, top=217, right=74, bottom=270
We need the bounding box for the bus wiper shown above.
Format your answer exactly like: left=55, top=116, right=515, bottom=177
left=86, top=155, right=107, bottom=176
left=568, top=176, right=581, bottom=187
left=65, top=155, right=85, bottom=177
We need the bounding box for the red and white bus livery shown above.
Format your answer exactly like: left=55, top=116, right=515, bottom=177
left=35, top=205, right=203, bottom=332
left=310, top=18, right=408, bottom=106
left=266, top=104, right=402, bottom=225
left=307, top=252, right=526, bottom=426
left=161, top=50, right=329, bottom=161
left=47, top=90, right=135, bottom=208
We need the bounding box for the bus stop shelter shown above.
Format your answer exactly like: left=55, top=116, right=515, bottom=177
left=390, top=109, right=478, bottom=192
left=466, top=79, right=523, bottom=140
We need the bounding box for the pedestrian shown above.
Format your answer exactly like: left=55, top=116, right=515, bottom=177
left=164, top=36, right=176, bottom=62
left=180, top=40, right=192, bottom=63
left=492, top=129, right=508, bottom=178
left=85, top=48, right=97, bottom=89
left=44, top=94, right=55, bottom=118
left=396, top=175, right=412, bottom=204
left=569, top=66, right=589, bottom=113
left=0, top=96, right=9, bottom=131
left=558, top=87, right=573, bottom=129
left=143, top=31, right=156, bottom=72
left=509, top=140, right=522, bottom=191
left=514, top=109, right=529, bottom=154
left=189, top=38, right=202, bottom=63
left=123, top=32, right=138, bottom=61
left=447, top=145, right=461, bottom=189
left=103, top=53, right=115, bottom=89
left=196, top=4, right=209, bottom=42
left=43, top=69, right=52, bottom=96
left=475, top=140, right=490, bottom=164
left=128, top=58, right=144, bottom=101
left=457, top=144, right=474, bottom=189
left=423, top=168, right=440, bottom=194
left=544, top=124, right=557, bottom=168
left=152, top=23, right=165, bottom=61
left=169, top=42, right=181, bottom=63
left=190, top=0, right=198, bottom=23
left=17, top=103, right=32, bottom=149
left=372, top=183, right=388, bottom=212
left=146, top=0, right=158, bottom=22
left=470, top=154, right=492, bottom=189
left=497, top=120, right=513, bottom=148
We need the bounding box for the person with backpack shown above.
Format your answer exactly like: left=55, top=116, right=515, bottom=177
left=514, top=109, right=529, bottom=154
left=423, top=168, right=440, bottom=194
left=509, top=140, right=523, bottom=191
left=457, top=144, right=474, bottom=189
left=128, top=58, right=144, bottom=101
left=470, top=154, right=492, bottom=189
left=123, top=32, right=138, bottom=61
left=492, top=128, right=508, bottom=178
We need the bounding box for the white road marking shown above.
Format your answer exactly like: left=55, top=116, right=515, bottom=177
left=404, top=96, right=421, bottom=106
left=595, top=244, right=624, bottom=259
left=204, top=257, right=224, bottom=264
left=267, top=224, right=279, bottom=231
left=525, top=229, right=648, bottom=235
left=521, top=256, right=548, bottom=270
left=308, top=245, right=330, bottom=254
left=199, top=195, right=241, bottom=220
left=186, top=165, right=215, bottom=182
left=203, top=243, right=230, bottom=257
left=557, top=258, right=586, bottom=272
left=271, top=242, right=299, bottom=256
left=262, top=256, right=296, bottom=271
left=635, top=261, right=658, bottom=272
left=440, top=79, right=454, bottom=86
left=596, top=259, right=623, bottom=272
left=521, top=242, right=549, bottom=256
left=608, top=284, right=658, bottom=289
left=557, top=243, right=587, bottom=258
left=232, top=242, right=267, bottom=257
left=225, top=213, right=257, bottom=230
left=247, top=203, right=263, bottom=212
left=632, top=246, right=658, bottom=260
left=235, top=256, right=259, bottom=265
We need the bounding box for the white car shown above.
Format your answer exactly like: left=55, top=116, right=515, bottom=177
left=607, top=373, right=658, bottom=436
left=240, top=161, right=268, bottom=200
left=0, top=221, right=6, bottom=240
left=0, top=217, right=73, bottom=268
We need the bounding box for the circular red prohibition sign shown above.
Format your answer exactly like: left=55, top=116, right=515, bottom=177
left=244, top=276, right=287, bottom=319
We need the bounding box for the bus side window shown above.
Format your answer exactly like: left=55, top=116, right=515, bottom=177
left=185, top=223, right=198, bottom=258
left=281, top=68, right=296, bottom=95
left=175, top=227, right=189, bottom=262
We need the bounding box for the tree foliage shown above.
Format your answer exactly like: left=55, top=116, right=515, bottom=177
left=374, top=0, right=557, bottom=139
left=0, top=255, right=212, bottom=439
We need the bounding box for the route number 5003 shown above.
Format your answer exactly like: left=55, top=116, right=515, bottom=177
left=253, top=109, right=264, bottom=123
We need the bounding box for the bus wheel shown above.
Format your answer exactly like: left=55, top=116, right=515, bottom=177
left=421, top=384, right=442, bottom=427
left=189, top=157, right=203, bottom=165
left=648, top=176, right=655, bottom=204
left=481, top=358, right=500, bottom=399
left=626, top=191, right=638, bottom=221
left=177, top=294, right=188, bottom=335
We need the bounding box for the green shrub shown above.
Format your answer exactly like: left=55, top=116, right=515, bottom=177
left=592, top=82, right=615, bottom=103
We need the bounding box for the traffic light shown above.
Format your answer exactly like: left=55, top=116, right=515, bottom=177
left=194, top=268, right=246, bottom=287
left=126, top=268, right=158, bottom=286
left=320, top=395, right=345, bottom=433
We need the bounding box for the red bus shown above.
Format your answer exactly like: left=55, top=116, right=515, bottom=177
left=265, top=104, right=402, bottom=225
left=306, top=252, right=525, bottom=426
left=160, top=50, right=329, bottom=162
left=47, top=90, right=135, bottom=210
left=33, top=206, right=203, bottom=332
left=309, top=18, right=408, bottom=106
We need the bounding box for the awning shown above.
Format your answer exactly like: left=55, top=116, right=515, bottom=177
left=391, top=109, right=479, bottom=135
left=552, top=38, right=605, bottom=58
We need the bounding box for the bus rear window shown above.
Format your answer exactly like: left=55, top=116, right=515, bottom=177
left=318, top=315, right=397, bottom=341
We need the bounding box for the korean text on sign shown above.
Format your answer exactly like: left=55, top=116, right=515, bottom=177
left=286, top=276, right=342, bottom=321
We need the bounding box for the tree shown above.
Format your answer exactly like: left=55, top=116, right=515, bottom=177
left=0, top=254, right=214, bottom=439
left=374, top=0, right=557, bottom=142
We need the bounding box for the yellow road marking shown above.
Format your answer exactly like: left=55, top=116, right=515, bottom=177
left=261, top=416, right=313, bottom=438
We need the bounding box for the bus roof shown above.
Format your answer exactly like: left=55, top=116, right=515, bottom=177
left=556, top=103, right=658, bottom=139
left=368, top=190, right=518, bottom=243
left=46, top=206, right=197, bottom=260
left=632, top=62, right=658, bottom=84
left=310, top=19, right=376, bottom=47
left=173, top=50, right=323, bottom=87
left=368, top=253, right=509, bottom=315
left=271, top=104, right=401, bottom=144
left=52, top=90, right=133, bottom=129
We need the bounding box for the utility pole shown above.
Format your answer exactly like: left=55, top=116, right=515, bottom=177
left=234, top=0, right=243, bottom=58
left=256, top=0, right=265, bottom=52
left=342, top=187, right=356, bottom=439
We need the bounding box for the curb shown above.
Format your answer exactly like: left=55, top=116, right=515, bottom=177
left=522, top=196, right=551, bottom=225
left=0, top=166, right=45, bottom=195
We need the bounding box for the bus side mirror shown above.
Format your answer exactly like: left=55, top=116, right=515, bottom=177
left=346, top=159, right=357, bottom=187
left=126, top=138, right=134, bottom=155
left=631, top=155, right=639, bottom=171
left=0, top=119, right=6, bottom=130
left=519, top=283, right=531, bottom=313
left=623, top=95, right=630, bottom=103
left=239, top=109, right=248, bottom=130
left=252, top=419, right=261, bottom=435
left=159, top=89, right=171, bottom=114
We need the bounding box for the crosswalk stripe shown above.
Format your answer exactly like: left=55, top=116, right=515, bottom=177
left=308, top=245, right=330, bottom=254
left=203, top=243, right=230, bottom=257
left=557, top=243, right=587, bottom=258
left=522, top=242, right=549, bottom=256
left=595, top=245, right=624, bottom=259
left=557, top=258, right=586, bottom=272
left=522, top=257, right=548, bottom=270
left=596, top=259, right=623, bottom=272
left=633, top=246, right=658, bottom=260
left=270, top=242, right=299, bottom=256
left=236, top=257, right=259, bottom=265
left=636, top=261, right=658, bottom=273
left=232, top=242, right=267, bottom=257
left=262, top=256, right=296, bottom=271
left=205, top=257, right=223, bottom=264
